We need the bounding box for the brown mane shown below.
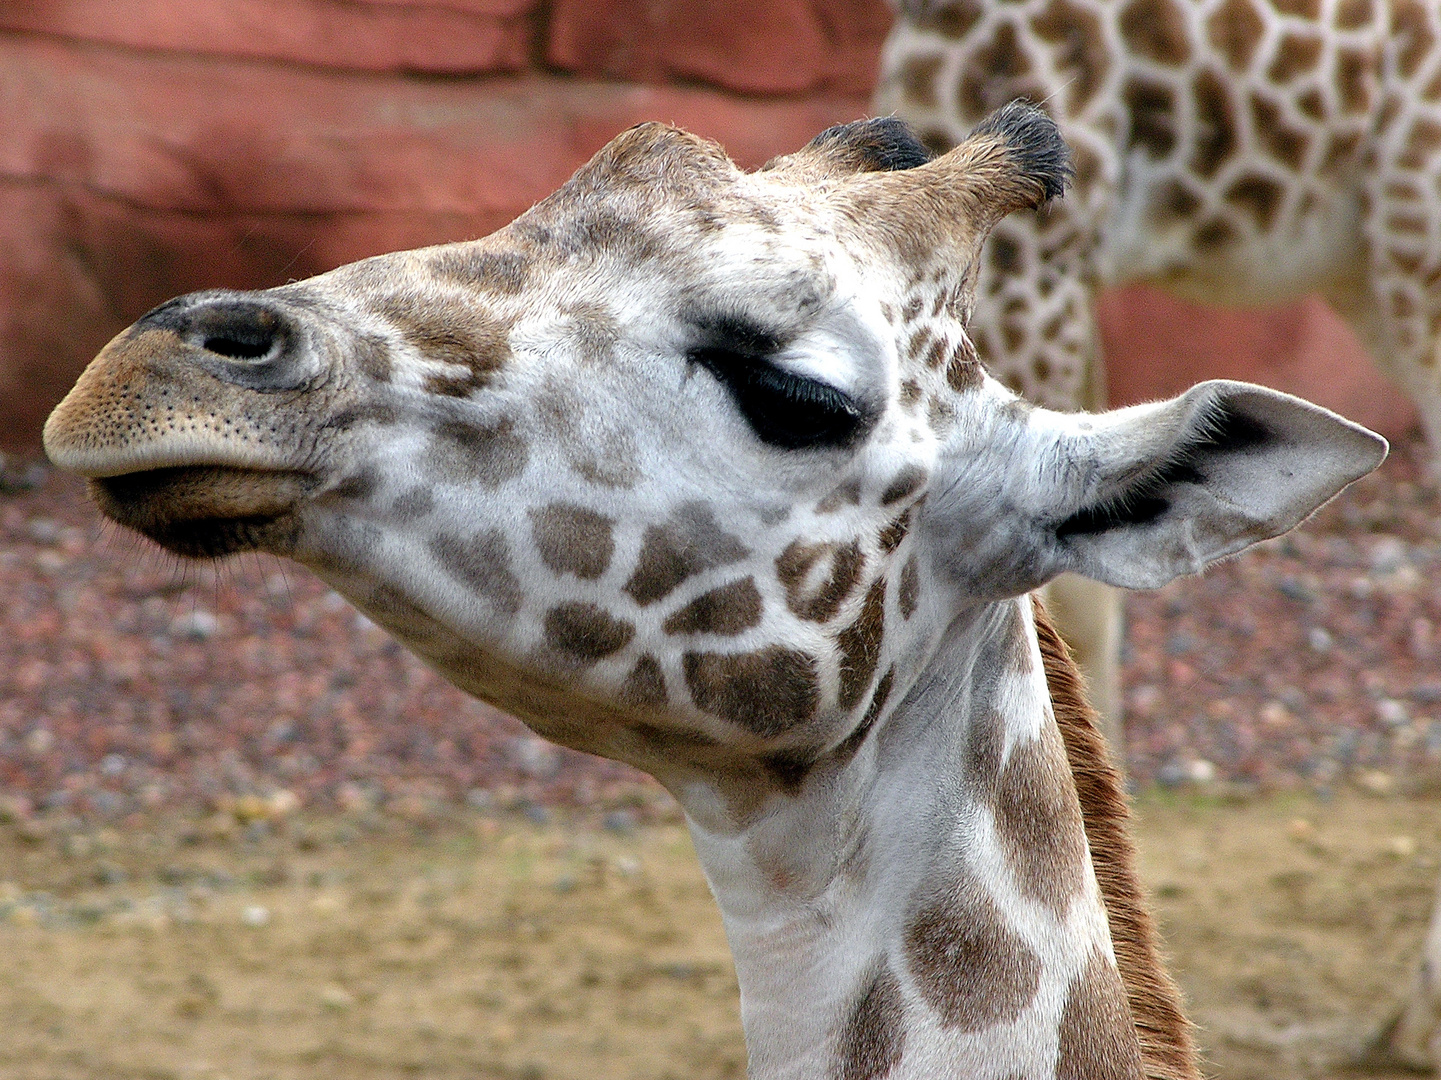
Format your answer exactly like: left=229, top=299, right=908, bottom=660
left=1033, top=596, right=1201, bottom=1080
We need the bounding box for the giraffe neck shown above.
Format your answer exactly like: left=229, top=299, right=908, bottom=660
left=676, top=597, right=1141, bottom=1079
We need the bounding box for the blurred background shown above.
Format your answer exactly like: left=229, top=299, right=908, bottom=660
left=0, top=3, right=1438, bottom=1078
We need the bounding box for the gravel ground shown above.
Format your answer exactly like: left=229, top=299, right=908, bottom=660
left=2, top=438, right=1439, bottom=824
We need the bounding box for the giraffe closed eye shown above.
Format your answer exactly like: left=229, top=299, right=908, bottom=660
left=687, top=316, right=866, bottom=450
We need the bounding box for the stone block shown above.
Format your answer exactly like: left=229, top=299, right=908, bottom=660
left=547, top=0, right=892, bottom=94
left=0, top=0, right=538, bottom=73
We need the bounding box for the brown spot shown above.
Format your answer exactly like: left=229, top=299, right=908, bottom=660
left=365, top=583, right=437, bottom=642
left=818, top=479, right=864, bottom=513
left=1250, top=94, right=1310, bottom=170
left=990, top=234, right=1022, bottom=274
left=1386, top=212, right=1429, bottom=235
left=1390, top=249, right=1426, bottom=275
left=923, top=336, right=949, bottom=370
left=995, top=722, right=1090, bottom=913
left=373, top=295, right=510, bottom=398
left=946, top=338, right=982, bottom=391
left=915, top=0, right=983, bottom=38
left=776, top=539, right=865, bottom=622
left=624, top=503, right=749, bottom=606
left=898, top=54, right=944, bottom=109
left=530, top=503, right=614, bottom=580
left=1207, top=0, right=1264, bottom=70
left=1191, top=69, right=1238, bottom=178
left=429, top=530, right=523, bottom=616
left=904, top=863, right=1042, bottom=1031
left=1395, top=0, right=1435, bottom=79
left=663, top=578, right=763, bottom=636
left=835, top=962, right=907, bottom=1080
left=1194, top=217, right=1238, bottom=250
left=878, top=509, right=913, bottom=555
left=1225, top=174, right=1285, bottom=229
left=571, top=430, right=641, bottom=489
left=1296, top=87, right=1326, bottom=122
left=1151, top=179, right=1202, bottom=225
left=392, top=485, right=434, bottom=518
left=906, top=327, right=933, bottom=364
left=1268, top=33, right=1324, bottom=81
left=836, top=665, right=897, bottom=764
left=1119, top=0, right=1192, bottom=65
left=1337, top=48, right=1373, bottom=114
left=958, top=23, right=1035, bottom=118
left=966, top=708, right=1006, bottom=799
left=353, top=335, right=393, bottom=383
left=759, top=750, right=813, bottom=794
left=329, top=471, right=376, bottom=502
left=683, top=648, right=820, bottom=737
left=1400, top=119, right=1441, bottom=170
left=1272, top=0, right=1318, bottom=16
left=620, top=654, right=667, bottom=707
left=1071, top=143, right=1104, bottom=188
left=1123, top=78, right=1177, bottom=158
left=1336, top=0, right=1373, bottom=29
left=1031, top=0, right=1110, bottom=114
left=425, top=416, right=528, bottom=487
left=838, top=579, right=886, bottom=711
left=1056, top=948, right=1145, bottom=1080
left=427, top=246, right=532, bottom=295
left=899, top=379, right=924, bottom=410
left=898, top=556, right=920, bottom=620
left=543, top=603, right=635, bottom=662
left=881, top=466, right=927, bottom=506
left=1320, top=129, right=1363, bottom=173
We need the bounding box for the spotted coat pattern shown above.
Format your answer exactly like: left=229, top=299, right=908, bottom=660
left=876, top=0, right=1441, bottom=452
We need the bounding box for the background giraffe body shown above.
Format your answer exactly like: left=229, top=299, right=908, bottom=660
left=877, top=0, right=1441, bottom=428
left=42, top=105, right=1385, bottom=1078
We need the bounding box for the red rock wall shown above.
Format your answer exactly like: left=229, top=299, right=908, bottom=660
left=0, top=2, right=1415, bottom=447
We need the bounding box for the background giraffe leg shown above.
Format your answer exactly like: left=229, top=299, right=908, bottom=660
left=1359, top=873, right=1441, bottom=1070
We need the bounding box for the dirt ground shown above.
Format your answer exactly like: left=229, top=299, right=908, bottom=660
left=0, top=791, right=1437, bottom=1080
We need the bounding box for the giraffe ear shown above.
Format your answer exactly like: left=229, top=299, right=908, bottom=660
left=761, top=117, right=935, bottom=178
left=1033, top=381, right=1387, bottom=590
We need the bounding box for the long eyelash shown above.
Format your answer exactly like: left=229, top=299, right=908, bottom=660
left=690, top=348, right=862, bottom=450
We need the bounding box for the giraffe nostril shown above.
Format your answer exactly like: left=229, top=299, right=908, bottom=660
left=202, top=331, right=276, bottom=361
left=132, top=293, right=316, bottom=391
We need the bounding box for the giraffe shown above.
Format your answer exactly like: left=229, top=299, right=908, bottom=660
left=873, top=0, right=1441, bottom=746
left=41, top=103, right=1386, bottom=1078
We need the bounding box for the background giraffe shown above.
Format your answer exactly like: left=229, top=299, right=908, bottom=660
left=874, top=0, right=1441, bottom=741
left=39, top=103, right=1387, bottom=1078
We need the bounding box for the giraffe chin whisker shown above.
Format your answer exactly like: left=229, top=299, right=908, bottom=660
left=88, top=465, right=312, bottom=559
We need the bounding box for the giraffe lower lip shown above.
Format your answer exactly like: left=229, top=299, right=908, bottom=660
left=89, top=466, right=314, bottom=558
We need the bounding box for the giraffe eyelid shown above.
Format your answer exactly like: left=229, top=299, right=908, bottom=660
left=688, top=345, right=867, bottom=451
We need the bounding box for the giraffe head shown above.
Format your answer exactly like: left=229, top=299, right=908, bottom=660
left=43, top=102, right=1383, bottom=806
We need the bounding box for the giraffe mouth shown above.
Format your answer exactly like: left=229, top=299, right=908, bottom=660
left=89, top=465, right=315, bottom=558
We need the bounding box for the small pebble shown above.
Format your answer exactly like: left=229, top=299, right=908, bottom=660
left=241, top=905, right=271, bottom=927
